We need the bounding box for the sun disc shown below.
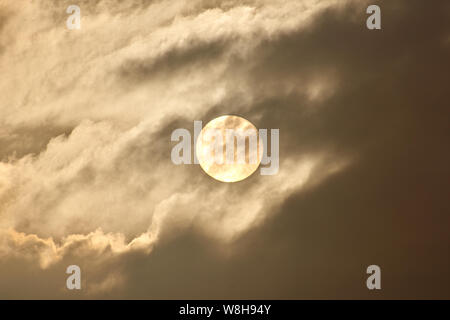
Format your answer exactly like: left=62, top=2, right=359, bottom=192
left=196, top=115, right=262, bottom=182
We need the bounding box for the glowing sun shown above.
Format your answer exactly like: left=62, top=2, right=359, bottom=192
left=196, top=115, right=262, bottom=182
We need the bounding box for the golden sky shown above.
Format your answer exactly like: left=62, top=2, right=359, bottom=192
left=0, top=0, right=449, bottom=299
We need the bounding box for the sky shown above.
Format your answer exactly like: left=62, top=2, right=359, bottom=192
left=0, top=0, right=449, bottom=299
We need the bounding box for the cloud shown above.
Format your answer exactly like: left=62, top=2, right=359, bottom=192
left=0, top=0, right=355, bottom=297
left=0, top=0, right=449, bottom=298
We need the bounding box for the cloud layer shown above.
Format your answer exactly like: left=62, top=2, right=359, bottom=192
left=0, top=0, right=449, bottom=298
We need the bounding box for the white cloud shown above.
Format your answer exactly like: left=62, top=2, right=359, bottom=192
left=0, top=0, right=352, bottom=295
